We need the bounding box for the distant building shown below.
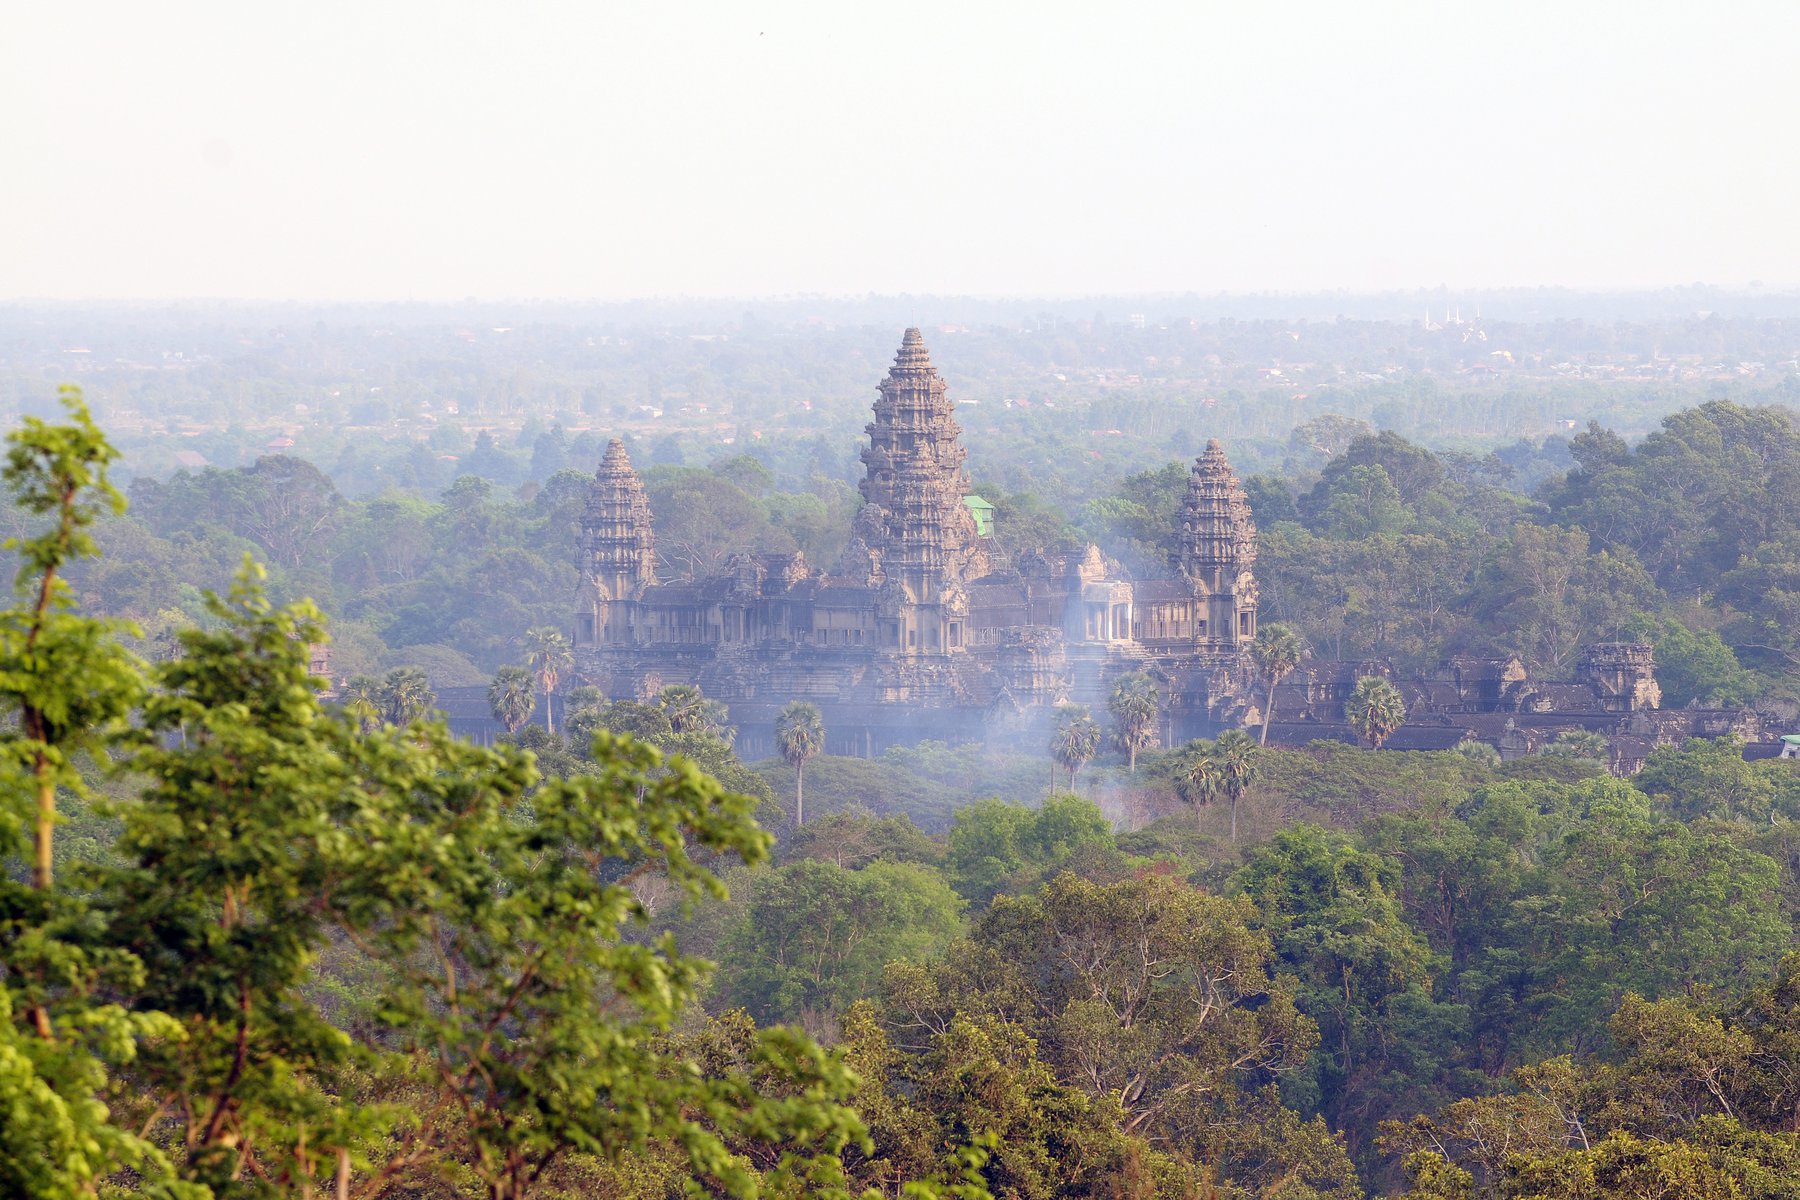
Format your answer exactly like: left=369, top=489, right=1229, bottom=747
left=564, top=328, right=1769, bottom=770
left=571, top=329, right=1259, bottom=757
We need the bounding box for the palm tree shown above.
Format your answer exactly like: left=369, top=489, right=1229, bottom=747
left=1544, top=729, right=1609, bottom=761
left=1050, top=703, right=1101, bottom=792
left=1107, top=672, right=1160, bottom=774
left=774, top=701, right=825, bottom=827
left=1212, top=729, right=1260, bottom=843
left=1177, top=741, right=1225, bottom=832
left=382, top=666, right=436, bottom=726
left=656, top=683, right=724, bottom=737
left=656, top=683, right=705, bottom=732
left=1249, top=623, right=1305, bottom=746
left=338, top=675, right=384, bottom=733
left=487, top=665, right=537, bottom=734
left=523, top=626, right=573, bottom=735
left=1455, top=740, right=1502, bottom=768
left=1345, top=676, right=1407, bottom=750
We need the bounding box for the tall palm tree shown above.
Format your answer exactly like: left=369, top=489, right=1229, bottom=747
left=523, top=626, right=573, bottom=735
left=1177, top=741, right=1225, bottom=832
left=1107, top=672, right=1160, bottom=774
left=382, top=666, right=436, bottom=726
left=1050, top=703, right=1101, bottom=793
left=338, top=675, right=384, bottom=733
left=774, top=700, right=825, bottom=827
left=1345, top=676, right=1407, bottom=750
left=1249, top=623, right=1305, bottom=746
left=1212, top=729, right=1260, bottom=843
left=487, top=665, right=537, bottom=734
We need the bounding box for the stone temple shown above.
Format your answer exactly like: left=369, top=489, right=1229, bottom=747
left=573, top=328, right=1261, bottom=758
left=567, top=328, right=1763, bottom=769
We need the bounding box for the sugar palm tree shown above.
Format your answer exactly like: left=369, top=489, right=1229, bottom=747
left=1107, top=671, right=1160, bottom=774
left=1177, top=741, right=1225, bottom=832
left=1345, top=675, right=1407, bottom=750
left=382, top=666, right=435, bottom=726
left=487, top=665, right=537, bottom=734
left=1212, top=729, right=1260, bottom=843
left=656, top=683, right=724, bottom=737
left=1250, top=623, right=1305, bottom=746
left=1050, top=703, right=1101, bottom=793
left=523, top=626, right=573, bottom=735
left=338, top=675, right=384, bottom=733
left=774, top=700, right=825, bottom=827
left=1455, top=739, right=1502, bottom=768
left=1544, top=729, right=1609, bottom=761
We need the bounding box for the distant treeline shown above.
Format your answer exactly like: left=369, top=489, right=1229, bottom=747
left=11, top=387, right=1800, bottom=1200
left=5, top=301, right=1799, bottom=496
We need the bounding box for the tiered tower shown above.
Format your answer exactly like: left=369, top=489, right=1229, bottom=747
left=574, top=439, right=656, bottom=646
left=1176, top=439, right=1259, bottom=652
left=837, top=328, right=990, bottom=660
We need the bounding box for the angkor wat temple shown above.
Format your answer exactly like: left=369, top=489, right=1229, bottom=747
left=570, top=329, right=1761, bottom=770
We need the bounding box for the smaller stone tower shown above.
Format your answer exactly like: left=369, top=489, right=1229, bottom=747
left=1176, top=439, right=1259, bottom=653
left=1577, top=642, right=1661, bottom=711
left=575, top=439, right=656, bottom=646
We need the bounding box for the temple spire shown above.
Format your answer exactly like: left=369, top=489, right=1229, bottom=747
left=837, top=327, right=988, bottom=603
left=579, top=438, right=657, bottom=603
left=1178, top=439, right=1257, bottom=589
left=893, top=326, right=932, bottom=372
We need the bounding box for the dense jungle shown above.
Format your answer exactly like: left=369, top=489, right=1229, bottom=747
left=7, top=303, right=1800, bottom=1199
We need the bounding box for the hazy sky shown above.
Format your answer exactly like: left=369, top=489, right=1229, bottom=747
left=7, top=1, right=1799, bottom=300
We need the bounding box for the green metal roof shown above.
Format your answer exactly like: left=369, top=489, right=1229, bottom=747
left=963, top=494, right=995, bottom=536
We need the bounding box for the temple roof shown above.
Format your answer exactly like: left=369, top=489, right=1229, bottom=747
left=894, top=326, right=932, bottom=372
left=1178, top=439, right=1257, bottom=581
left=600, top=437, right=633, bottom=471
left=579, top=435, right=657, bottom=588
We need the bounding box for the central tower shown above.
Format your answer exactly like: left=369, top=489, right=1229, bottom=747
left=837, top=328, right=989, bottom=662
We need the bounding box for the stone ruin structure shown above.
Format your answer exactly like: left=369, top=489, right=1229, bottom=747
left=567, top=327, right=1767, bottom=770
left=1264, top=642, right=1761, bottom=774
left=572, top=329, right=1259, bottom=758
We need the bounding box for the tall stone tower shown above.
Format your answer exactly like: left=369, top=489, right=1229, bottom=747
left=575, top=438, right=656, bottom=646
left=1176, top=439, right=1259, bottom=653
left=837, top=328, right=990, bottom=661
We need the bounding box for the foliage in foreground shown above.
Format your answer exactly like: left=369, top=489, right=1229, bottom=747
left=0, top=394, right=977, bottom=1200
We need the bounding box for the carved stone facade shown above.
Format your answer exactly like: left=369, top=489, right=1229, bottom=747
left=576, top=438, right=658, bottom=647
left=565, top=327, right=1763, bottom=770
left=1262, top=643, right=1762, bottom=774
left=570, top=329, right=1260, bottom=755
